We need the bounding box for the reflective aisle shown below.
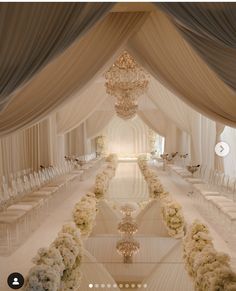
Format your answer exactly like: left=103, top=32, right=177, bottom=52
left=83, top=161, right=194, bottom=291
left=106, top=161, right=149, bottom=203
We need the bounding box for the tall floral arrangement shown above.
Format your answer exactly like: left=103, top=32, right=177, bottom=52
left=96, top=135, right=106, bottom=156
left=148, top=128, right=157, bottom=153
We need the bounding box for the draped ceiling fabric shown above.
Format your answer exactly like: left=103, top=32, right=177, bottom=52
left=86, top=110, right=115, bottom=140
left=138, top=110, right=168, bottom=138
left=128, top=8, right=236, bottom=127
left=0, top=3, right=113, bottom=110
left=159, top=3, right=236, bottom=92
left=0, top=11, right=148, bottom=136
left=56, top=81, right=108, bottom=135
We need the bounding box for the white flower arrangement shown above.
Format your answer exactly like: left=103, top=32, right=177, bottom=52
left=52, top=233, right=81, bottom=270
left=161, top=200, right=185, bottom=238
left=94, top=156, right=118, bottom=199
left=138, top=158, right=185, bottom=238
left=106, top=153, right=118, bottom=163
left=183, top=220, right=236, bottom=290
left=32, top=247, right=65, bottom=276
left=73, top=193, right=98, bottom=236
left=25, top=224, right=83, bottom=291
left=25, top=264, right=61, bottom=291
left=60, top=265, right=82, bottom=291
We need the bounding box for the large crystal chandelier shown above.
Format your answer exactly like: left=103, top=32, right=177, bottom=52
left=105, top=51, right=149, bottom=120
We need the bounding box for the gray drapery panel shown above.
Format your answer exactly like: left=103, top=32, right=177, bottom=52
left=159, top=3, right=236, bottom=91
left=0, top=3, right=113, bottom=110
left=128, top=10, right=236, bottom=127
left=0, top=12, right=148, bottom=137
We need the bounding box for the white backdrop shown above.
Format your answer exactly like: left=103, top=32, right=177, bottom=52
left=103, top=115, right=150, bottom=155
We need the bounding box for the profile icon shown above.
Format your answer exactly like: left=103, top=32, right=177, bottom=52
left=12, top=277, right=20, bottom=285
left=7, top=272, right=24, bottom=289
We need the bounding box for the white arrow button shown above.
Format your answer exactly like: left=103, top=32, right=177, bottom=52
left=215, top=142, right=230, bottom=157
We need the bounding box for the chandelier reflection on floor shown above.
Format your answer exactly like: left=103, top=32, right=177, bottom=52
left=105, top=51, right=149, bottom=120
left=116, top=203, right=140, bottom=263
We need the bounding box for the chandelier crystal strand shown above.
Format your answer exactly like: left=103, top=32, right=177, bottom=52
left=105, top=51, right=149, bottom=120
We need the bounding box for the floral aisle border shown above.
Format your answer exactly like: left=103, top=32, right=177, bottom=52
left=183, top=220, right=236, bottom=290
left=73, top=192, right=98, bottom=237
left=25, top=223, right=83, bottom=291
left=25, top=154, right=118, bottom=290
left=137, top=155, right=185, bottom=238
left=94, top=154, right=118, bottom=199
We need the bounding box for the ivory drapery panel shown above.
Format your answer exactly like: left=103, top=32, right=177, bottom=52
left=221, top=126, right=236, bottom=177
left=137, top=109, right=168, bottom=138
left=65, top=123, right=86, bottom=156
left=145, top=77, right=202, bottom=163
left=0, top=12, right=148, bottom=136
left=128, top=9, right=236, bottom=127
left=214, top=123, right=225, bottom=171
left=0, top=3, right=113, bottom=110
left=86, top=110, right=115, bottom=140
left=159, top=3, right=236, bottom=91
left=56, top=82, right=108, bottom=135
left=0, top=118, right=57, bottom=179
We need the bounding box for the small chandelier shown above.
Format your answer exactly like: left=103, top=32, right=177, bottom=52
left=115, top=99, right=138, bottom=120
left=118, top=217, right=138, bottom=235
left=120, top=204, right=136, bottom=216
left=116, top=237, right=140, bottom=263
left=105, top=51, right=149, bottom=120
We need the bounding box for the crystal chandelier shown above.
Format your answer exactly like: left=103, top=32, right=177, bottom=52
left=120, top=204, right=136, bottom=216
left=116, top=237, right=140, bottom=263
left=118, top=216, right=138, bottom=235
left=115, top=99, right=138, bottom=120
left=105, top=51, right=149, bottom=120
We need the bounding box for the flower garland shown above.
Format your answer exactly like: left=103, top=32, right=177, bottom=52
left=94, top=154, right=118, bottom=198
left=161, top=197, right=185, bottom=238
left=137, top=156, right=185, bottom=238
left=73, top=192, right=98, bottom=237
left=183, top=220, right=236, bottom=290
left=25, top=223, right=83, bottom=291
